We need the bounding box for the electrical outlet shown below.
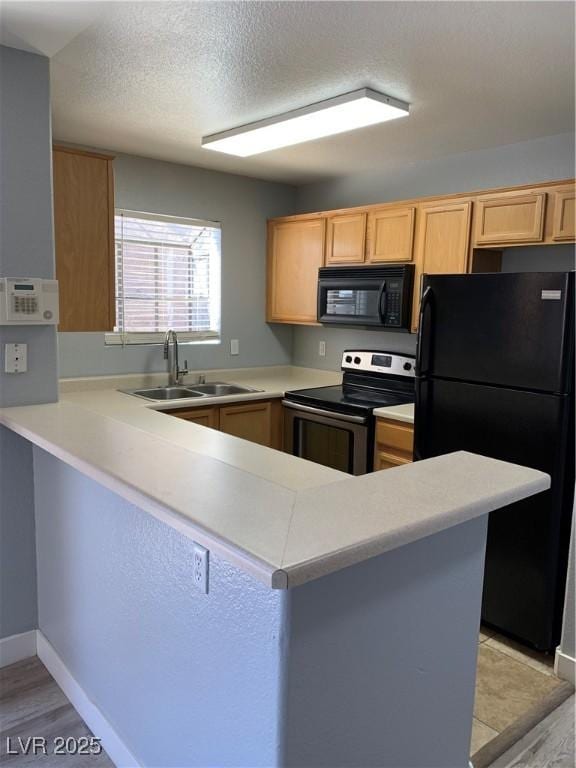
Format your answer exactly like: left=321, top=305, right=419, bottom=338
left=319, top=340, right=326, bottom=357
left=193, top=543, right=209, bottom=594
left=4, top=343, right=27, bottom=373
left=230, top=339, right=239, bottom=355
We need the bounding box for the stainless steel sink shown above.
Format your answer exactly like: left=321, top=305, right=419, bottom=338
left=127, top=387, right=207, bottom=401
left=189, top=382, right=261, bottom=396
left=121, top=382, right=261, bottom=401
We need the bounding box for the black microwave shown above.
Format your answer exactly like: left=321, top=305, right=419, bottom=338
left=317, top=264, right=414, bottom=330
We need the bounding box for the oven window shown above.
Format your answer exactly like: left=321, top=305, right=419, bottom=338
left=325, top=288, right=380, bottom=317
left=298, top=419, right=352, bottom=473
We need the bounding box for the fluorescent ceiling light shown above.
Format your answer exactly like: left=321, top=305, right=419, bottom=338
left=201, top=88, right=409, bottom=157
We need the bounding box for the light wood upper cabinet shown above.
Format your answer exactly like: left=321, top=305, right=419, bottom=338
left=53, top=146, right=115, bottom=332
left=415, top=200, right=472, bottom=274
left=473, top=191, right=545, bottom=246
left=552, top=188, right=576, bottom=241
left=367, top=206, right=415, bottom=263
left=412, top=200, right=472, bottom=331
left=267, top=218, right=325, bottom=324
left=325, top=212, right=366, bottom=264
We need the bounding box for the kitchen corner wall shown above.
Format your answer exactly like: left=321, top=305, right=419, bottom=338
left=0, top=45, right=57, bottom=638
left=292, top=131, right=575, bottom=371
left=58, top=154, right=297, bottom=378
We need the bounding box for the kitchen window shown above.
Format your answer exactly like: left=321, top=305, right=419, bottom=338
left=106, top=210, right=221, bottom=345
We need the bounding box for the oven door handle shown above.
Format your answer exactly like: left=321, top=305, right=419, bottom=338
left=282, top=400, right=368, bottom=425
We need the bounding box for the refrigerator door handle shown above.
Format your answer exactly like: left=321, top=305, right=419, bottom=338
left=415, top=285, right=433, bottom=377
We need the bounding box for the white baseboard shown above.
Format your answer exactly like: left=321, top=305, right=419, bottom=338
left=554, top=647, right=576, bottom=686
left=0, top=630, right=37, bottom=668
left=36, top=632, right=140, bottom=768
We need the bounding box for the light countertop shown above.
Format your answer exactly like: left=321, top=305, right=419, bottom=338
left=1, top=365, right=549, bottom=588
left=373, top=403, right=415, bottom=424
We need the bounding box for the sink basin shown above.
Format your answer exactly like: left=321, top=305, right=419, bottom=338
left=121, top=381, right=261, bottom=401
left=129, top=387, right=207, bottom=401
left=189, top=382, right=261, bottom=396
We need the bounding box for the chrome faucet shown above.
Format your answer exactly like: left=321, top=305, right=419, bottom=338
left=163, top=329, right=188, bottom=386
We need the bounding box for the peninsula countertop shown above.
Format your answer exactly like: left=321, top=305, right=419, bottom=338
left=1, top=365, right=549, bottom=588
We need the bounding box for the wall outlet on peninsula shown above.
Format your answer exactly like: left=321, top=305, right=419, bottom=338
left=193, top=543, right=209, bottom=594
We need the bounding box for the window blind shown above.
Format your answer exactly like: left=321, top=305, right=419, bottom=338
left=108, top=210, right=221, bottom=345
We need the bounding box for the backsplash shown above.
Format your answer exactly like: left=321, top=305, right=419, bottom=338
left=292, top=326, right=417, bottom=371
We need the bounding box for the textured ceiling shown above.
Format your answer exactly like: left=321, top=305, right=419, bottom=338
left=2, top=1, right=575, bottom=184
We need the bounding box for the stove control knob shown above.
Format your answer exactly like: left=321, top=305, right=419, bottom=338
left=354, top=356, right=361, bottom=365
left=345, top=355, right=352, bottom=363
left=403, top=362, right=412, bottom=371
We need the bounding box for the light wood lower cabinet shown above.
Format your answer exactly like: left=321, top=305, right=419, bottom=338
left=374, top=417, right=414, bottom=471
left=267, top=218, right=325, bottom=324
left=169, top=406, right=220, bottom=429
left=53, top=146, right=115, bottom=332
left=220, top=401, right=278, bottom=448
left=168, top=399, right=282, bottom=449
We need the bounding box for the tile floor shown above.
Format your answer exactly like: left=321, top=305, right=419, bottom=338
left=470, top=626, right=562, bottom=755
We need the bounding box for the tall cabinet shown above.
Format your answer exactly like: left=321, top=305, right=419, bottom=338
left=266, top=218, right=325, bottom=324
left=411, top=200, right=473, bottom=330
left=53, top=146, right=115, bottom=332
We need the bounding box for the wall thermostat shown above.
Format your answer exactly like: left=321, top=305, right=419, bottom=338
left=0, top=278, right=59, bottom=325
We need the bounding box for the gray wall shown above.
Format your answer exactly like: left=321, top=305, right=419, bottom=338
left=58, top=154, right=297, bottom=378
left=0, top=45, right=58, bottom=405
left=34, top=445, right=489, bottom=767
left=284, top=517, right=488, bottom=768
left=34, top=447, right=287, bottom=767
left=0, top=45, right=57, bottom=639
left=297, top=132, right=575, bottom=213
left=292, top=132, right=575, bottom=371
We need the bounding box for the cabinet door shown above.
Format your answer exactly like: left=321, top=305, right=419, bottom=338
left=374, top=418, right=414, bottom=471
left=375, top=418, right=414, bottom=455
left=53, top=147, right=115, bottom=331
left=219, top=401, right=273, bottom=446
left=412, top=200, right=472, bottom=331
left=325, top=212, right=367, bottom=264
left=552, top=188, right=576, bottom=241
left=474, top=192, right=545, bottom=245
left=367, top=207, right=415, bottom=263
left=169, top=407, right=219, bottom=429
left=374, top=451, right=412, bottom=471
left=267, top=219, right=325, bottom=324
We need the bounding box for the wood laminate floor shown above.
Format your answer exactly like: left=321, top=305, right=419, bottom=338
left=0, top=657, right=113, bottom=766
left=487, top=694, right=575, bottom=768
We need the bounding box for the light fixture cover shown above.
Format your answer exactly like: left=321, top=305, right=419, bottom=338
left=201, top=88, right=409, bottom=157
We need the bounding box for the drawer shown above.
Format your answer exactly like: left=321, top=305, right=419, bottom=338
left=375, top=418, right=414, bottom=454
left=374, top=450, right=413, bottom=471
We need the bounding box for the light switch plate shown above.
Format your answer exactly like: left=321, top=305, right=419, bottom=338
left=319, top=340, right=326, bottom=357
left=230, top=339, right=239, bottom=355
left=4, top=343, right=27, bottom=373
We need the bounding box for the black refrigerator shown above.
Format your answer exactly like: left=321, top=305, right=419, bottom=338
left=414, top=271, right=574, bottom=651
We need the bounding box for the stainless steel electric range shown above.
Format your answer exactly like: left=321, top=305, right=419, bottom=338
left=283, top=350, right=415, bottom=475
